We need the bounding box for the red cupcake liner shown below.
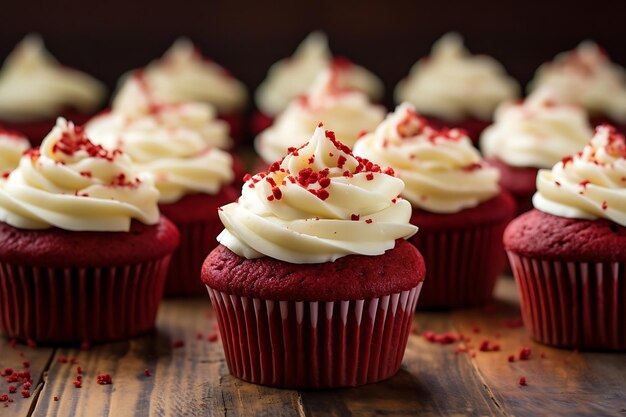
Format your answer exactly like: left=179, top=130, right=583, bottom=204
left=0, top=256, right=171, bottom=344
left=207, top=283, right=422, bottom=388
left=508, top=253, right=626, bottom=350
left=164, top=219, right=223, bottom=296
left=411, top=222, right=507, bottom=308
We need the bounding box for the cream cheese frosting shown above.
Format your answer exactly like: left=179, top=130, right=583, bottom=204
left=255, top=31, right=384, bottom=117
left=128, top=38, right=247, bottom=114
left=0, top=35, right=106, bottom=122
left=528, top=42, right=626, bottom=123
left=255, top=69, right=385, bottom=163
left=353, top=102, right=500, bottom=213
left=218, top=125, right=417, bottom=264
left=480, top=89, right=593, bottom=168
left=394, top=33, right=520, bottom=122
left=86, top=75, right=235, bottom=203
left=0, top=118, right=160, bottom=231
left=533, top=125, right=626, bottom=226
left=0, top=129, right=30, bottom=177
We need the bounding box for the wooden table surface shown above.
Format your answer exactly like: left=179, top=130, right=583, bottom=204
left=1, top=277, right=624, bottom=417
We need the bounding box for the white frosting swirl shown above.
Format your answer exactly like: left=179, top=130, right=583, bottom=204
left=529, top=42, right=626, bottom=123
left=394, top=33, right=520, bottom=122
left=218, top=125, right=417, bottom=264
left=0, top=35, right=106, bottom=122
left=533, top=125, right=626, bottom=226
left=0, top=130, right=30, bottom=177
left=255, top=31, right=384, bottom=116
left=255, top=69, right=385, bottom=163
left=86, top=76, right=234, bottom=203
left=353, top=103, right=500, bottom=213
left=0, top=118, right=160, bottom=231
left=480, top=89, right=593, bottom=168
left=131, top=38, right=247, bottom=113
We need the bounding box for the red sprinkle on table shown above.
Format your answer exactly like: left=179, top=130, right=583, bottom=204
left=207, top=332, right=219, bottom=342
left=519, top=347, right=532, bottom=360
left=519, top=376, right=527, bottom=386
left=22, top=361, right=29, bottom=369
left=144, top=368, right=151, bottom=377
left=21, top=390, right=30, bottom=398
left=54, top=396, right=59, bottom=401
left=508, top=355, right=515, bottom=363
left=73, top=380, right=82, bottom=388
left=423, top=331, right=461, bottom=344
left=8, top=386, right=16, bottom=394
left=172, top=340, right=185, bottom=348
left=96, top=374, right=113, bottom=385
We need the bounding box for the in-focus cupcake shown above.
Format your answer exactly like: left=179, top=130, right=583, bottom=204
left=0, top=119, right=179, bottom=344
left=86, top=75, right=239, bottom=296
left=253, top=31, right=384, bottom=135
left=354, top=103, right=516, bottom=308
left=481, top=88, right=593, bottom=214
left=0, top=35, right=107, bottom=146
left=255, top=69, right=385, bottom=166
left=395, top=33, right=520, bottom=144
left=117, top=38, right=248, bottom=142
left=0, top=129, right=30, bottom=179
left=528, top=42, right=626, bottom=131
left=505, top=125, right=626, bottom=350
left=203, top=125, right=425, bottom=388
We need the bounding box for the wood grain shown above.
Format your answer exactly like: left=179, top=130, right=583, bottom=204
left=0, top=341, right=54, bottom=417
left=32, top=298, right=302, bottom=417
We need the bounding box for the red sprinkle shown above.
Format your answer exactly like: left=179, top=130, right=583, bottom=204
left=519, top=376, right=527, bottom=386
left=54, top=396, right=59, bottom=401
left=172, top=340, right=185, bottom=348
left=21, top=390, right=30, bottom=398
left=8, top=386, right=16, bottom=394
left=365, top=219, right=373, bottom=224
left=207, top=333, right=219, bottom=342
left=22, top=361, right=29, bottom=369
left=144, top=368, right=151, bottom=377
left=602, top=201, right=608, bottom=210
left=351, top=214, right=360, bottom=221
left=508, top=355, right=515, bottom=363
left=423, top=331, right=461, bottom=344
left=96, top=374, right=113, bottom=385
left=0, top=394, right=7, bottom=402
left=519, top=347, right=532, bottom=360
left=73, top=380, right=82, bottom=388
left=77, top=366, right=82, bottom=375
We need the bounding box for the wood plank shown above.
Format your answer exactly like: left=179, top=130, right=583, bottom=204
left=452, top=278, right=626, bottom=417
left=0, top=340, right=54, bottom=417
left=31, top=298, right=302, bottom=417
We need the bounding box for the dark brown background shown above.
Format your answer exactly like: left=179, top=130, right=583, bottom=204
left=2, top=0, right=626, bottom=107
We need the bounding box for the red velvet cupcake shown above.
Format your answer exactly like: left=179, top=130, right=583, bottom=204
left=86, top=75, right=240, bottom=296
left=505, top=125, right=626, bottom=350
left=254, top=68, right=385, bottom=168
left=0, top=35, right=106, bottom=146
left=116, top=38, right=248, bottom=144
left=203, top=125, right=425, bottom=388
left=480, top=89, right=593, bottom=214
left=394, top=33, right=520, bottom=145
left=253, top=31, right=384, bottom=136
left=0, top=119, right=179, bottom=344
left=528, top=41, right=626, bottom=133
left=354, top=103, right=516, bottom=308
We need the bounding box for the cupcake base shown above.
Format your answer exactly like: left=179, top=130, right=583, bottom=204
left=159, top=189, right=239, bottom=296
left=409, top=192, right=516, bottom=308
left=508, top=253, right=625, bottom=350
left=487, top=158, right=537, bottom=215
left=207, top=284, right=422, bottom=388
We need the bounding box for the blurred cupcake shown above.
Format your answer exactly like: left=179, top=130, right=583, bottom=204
left=505, top=125, right=626, bottom=349
left=253, top=31, right=384, bottom=134
left=395, top=33, right=520, bottom=144
left=86, top=75, right=240, bottom=296
left=0, top=119, right=179, bottom=344
left=118, top=38, right=248, bottom=142
left=0, top=129, right=30, bottom=179
left=354, top=103, right=516, bottom=308
left=481, top=89, right=593, bottom=214
left=528, top=42, right=626, bottom=131
left=0, top=35, right=107, bottom=146
left=255, top=69, right=385, bottom=166
left=203, top=125, right=425, bottom=388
